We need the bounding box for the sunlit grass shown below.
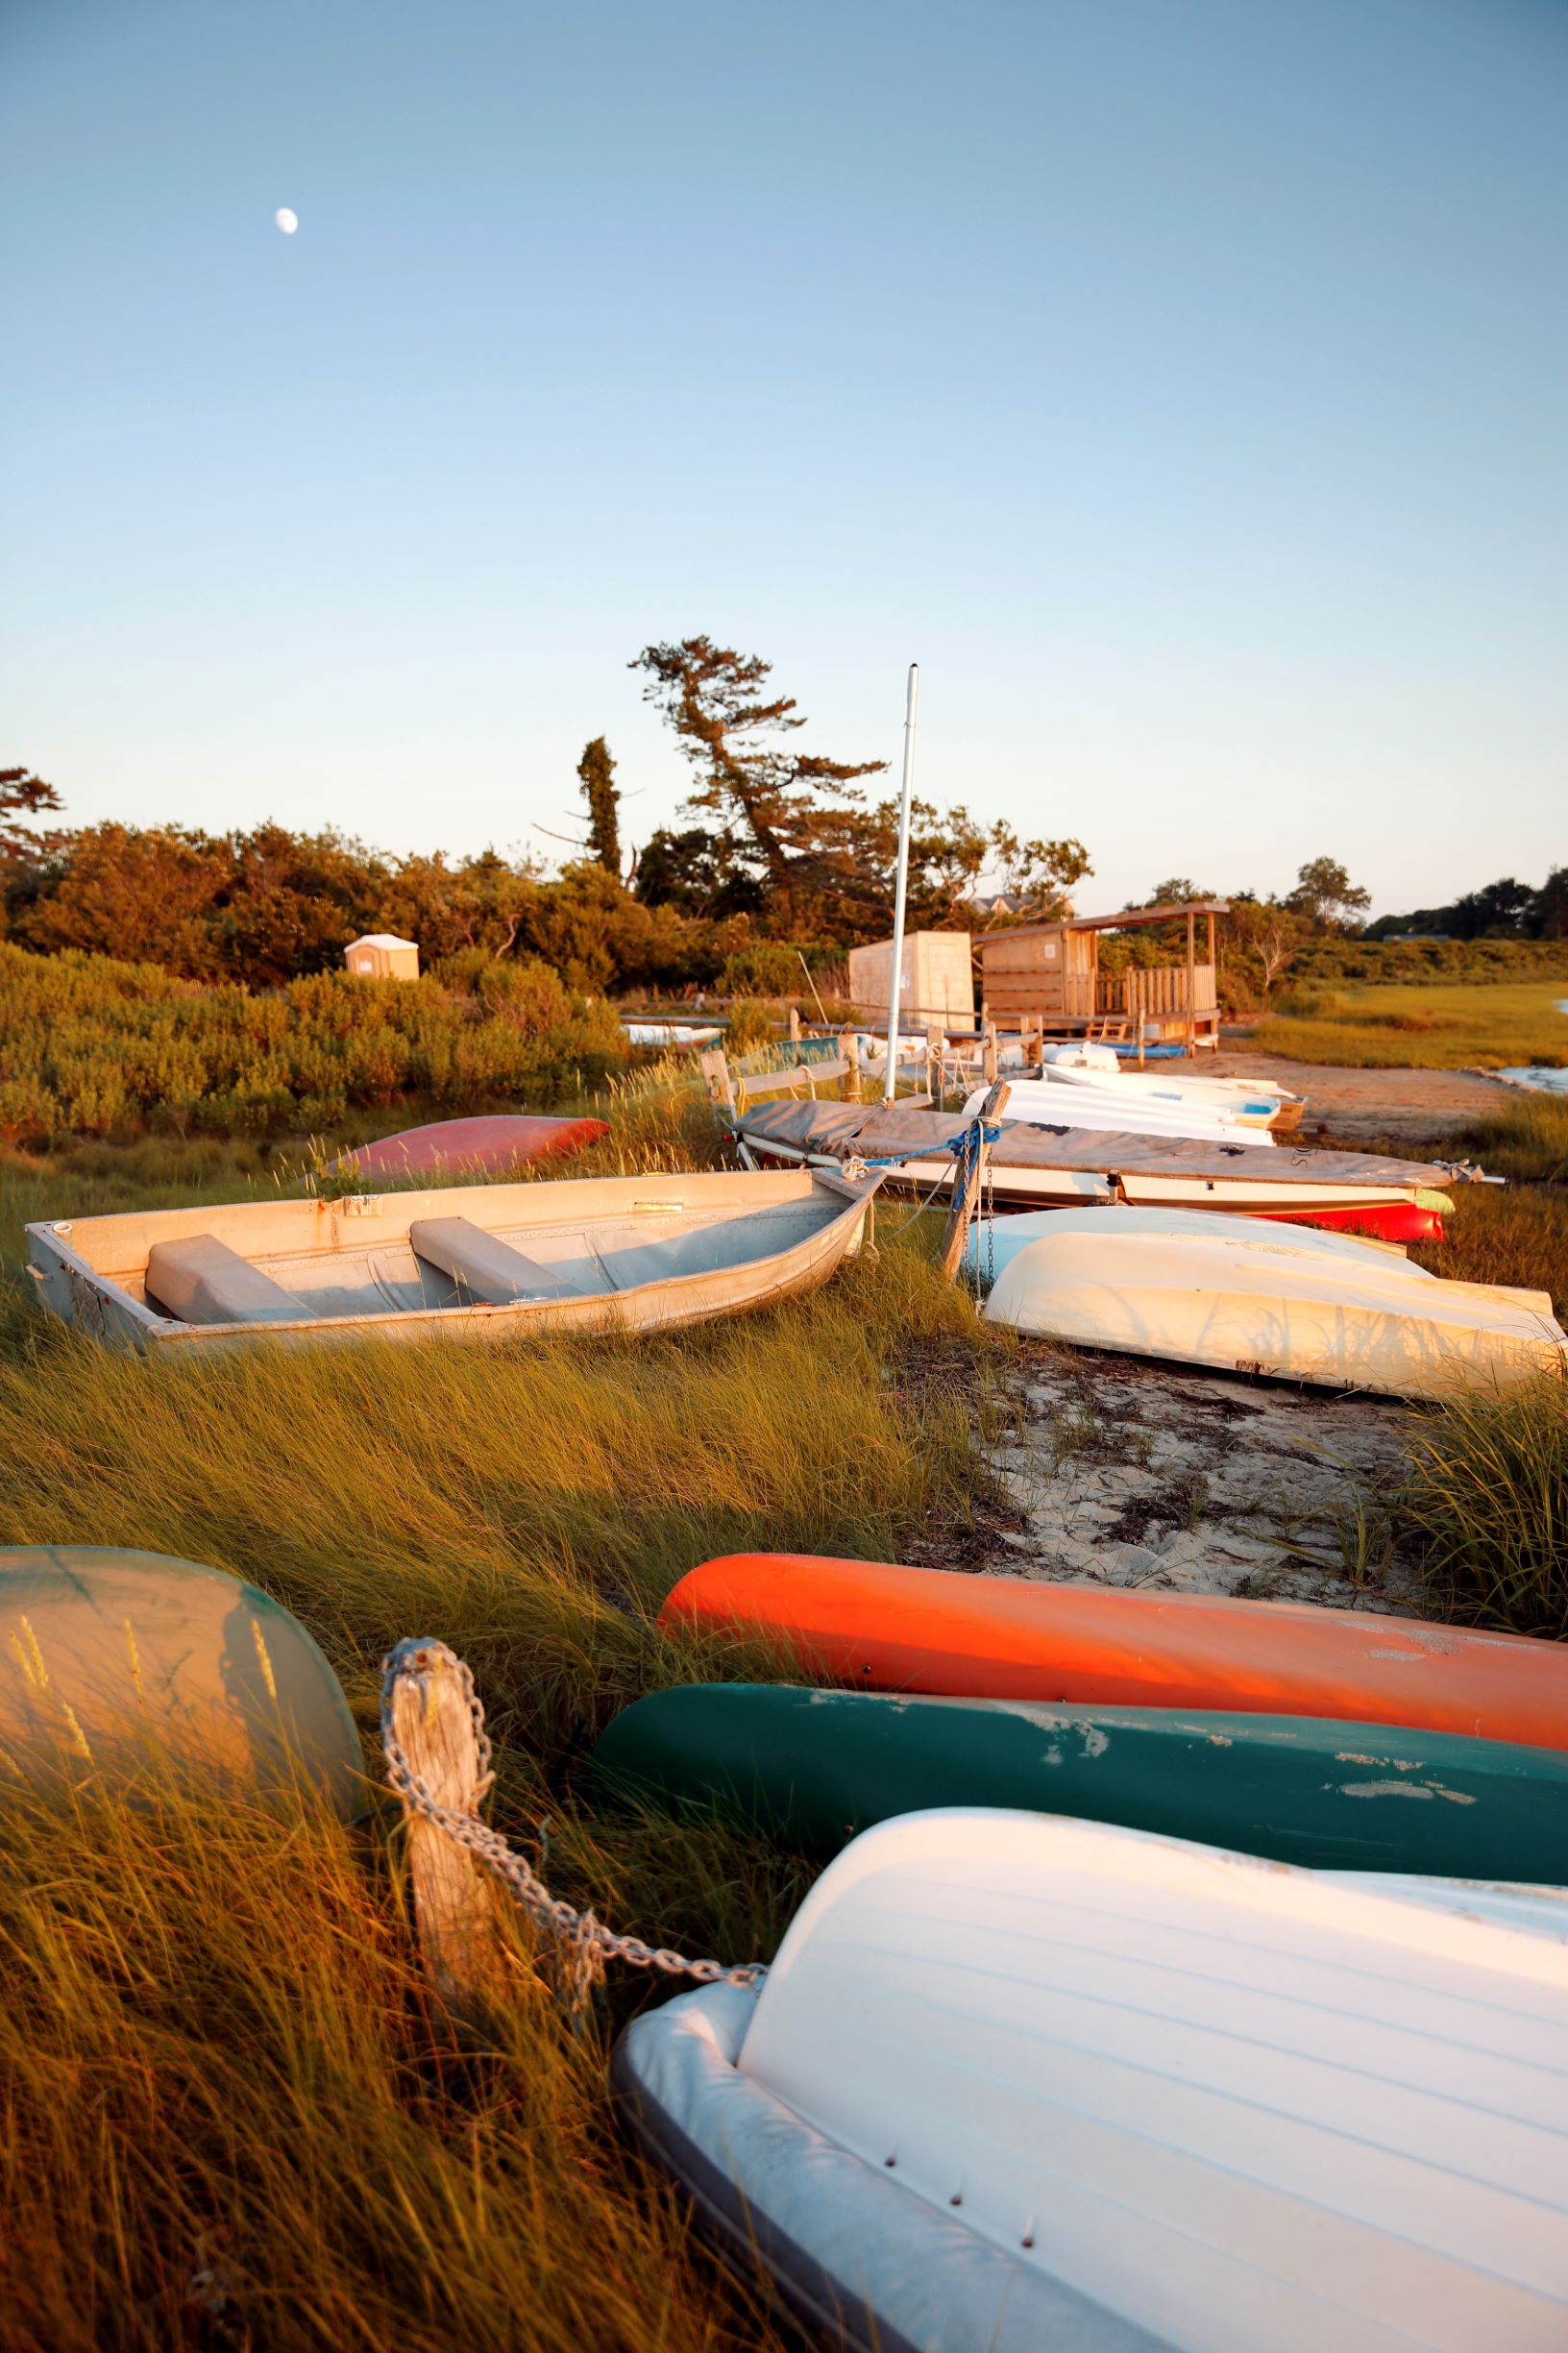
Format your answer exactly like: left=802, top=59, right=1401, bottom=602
left=0, top=1116, right=1007, bottom=2346
left=1251, top=978, right=1568, bottom=1068
left=1399, top=1375, right=1568, bottom=1641
left=0, top=1770, right=799, bottom=2353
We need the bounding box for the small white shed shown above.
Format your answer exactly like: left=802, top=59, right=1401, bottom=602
left=847, top=931, right=974, bottom=1028
left=344, top=933, right=420, bottom=981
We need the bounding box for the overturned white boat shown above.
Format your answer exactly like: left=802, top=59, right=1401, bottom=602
left=615, top=1809, right=1568, bottom=2353
left=25, top=1168, right=878, bottom=1355
left=978, top=1204, right=1565, bottom=1397
left=1036, top=1042, right=1301, bottom=1129
left=961, top=1076, right=1276, bottom=1148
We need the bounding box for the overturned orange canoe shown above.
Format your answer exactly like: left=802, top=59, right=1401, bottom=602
left=659, top=1554, right=1568, bottom=1752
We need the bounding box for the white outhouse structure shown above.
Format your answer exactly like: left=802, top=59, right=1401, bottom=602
left=846, top=931, right=973, bottom=1028
left=343, top=933, right=420, bottom=981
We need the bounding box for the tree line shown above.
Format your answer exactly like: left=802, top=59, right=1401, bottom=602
left=11, top=638, right=1545, bottom=1002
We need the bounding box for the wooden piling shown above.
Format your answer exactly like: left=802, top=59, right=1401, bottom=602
left=698, top=1047, right=735, bottom=1114
left=388, top=1642, right=510, bottom=2020
left=938, top=1081, right=1011, bottom=1283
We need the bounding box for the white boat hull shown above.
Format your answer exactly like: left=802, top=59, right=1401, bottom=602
left=965, top=1078, right=1275, bottom=1149
left=981, top=1210, right=1565, bottom=1397
left=616, top=1810, right=1568, bottom=2353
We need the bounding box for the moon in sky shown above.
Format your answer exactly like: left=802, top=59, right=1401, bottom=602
left=275, top=208, right=299, bottom=235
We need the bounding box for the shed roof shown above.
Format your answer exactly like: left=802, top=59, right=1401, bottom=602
left=346, top=934, right=419, bottom=951
left=976, top=898, right=1229, bottom=947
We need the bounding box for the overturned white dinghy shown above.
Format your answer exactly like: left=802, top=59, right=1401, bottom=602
left=961, top=1077, right=1277, bottom=1149
left=1037, top=1042, right=1301, bottom=1129
left=979, top=1204, right=1565, bottom=1397
left=614, top=1809, right=1568, bottom=2353
left=25, top=1168, right=878, bottom=1355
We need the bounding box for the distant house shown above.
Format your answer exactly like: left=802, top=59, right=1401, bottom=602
left=344, top=933, right=420, bottom=980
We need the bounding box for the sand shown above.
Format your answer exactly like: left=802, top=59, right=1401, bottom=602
left=953, top=1338, right=1423, bottom=1615
left=1207, top=1048, right=1508, bottom=1151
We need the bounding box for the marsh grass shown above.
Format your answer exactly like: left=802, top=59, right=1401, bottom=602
left=1409, top=1182, right=1568, bottom=1320
left=0, top=1769, right=798, bottom=2353
left=1399, top=1376, right=1568, bottom=1640
left=1250, top=978, right=1568, bottom=1069
left=0, top=1119, right=1008, bottom=2346
left=1447, top=1091, right=1568, bottom=1187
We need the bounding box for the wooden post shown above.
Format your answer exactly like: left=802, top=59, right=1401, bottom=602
left=938, top=1081, right=1011, bottom=1283
left=389, top=1643, right=509, bottom=2020
left=840, top=1026, right=862, bottom=1103
left=698, top=1048, right=735, bottom=1114
left=1024, top=1017, right=1043, bottom=1070
left=1185, top=912, right=1196, bottom=1060
left=1207, top=911, right=1217, bottom=1050
left=789, top=1005, right=801, bottom=1043
left=982, top=1019, right=998, bottom=1085
left=926, top=1023, right=944, bottom=1110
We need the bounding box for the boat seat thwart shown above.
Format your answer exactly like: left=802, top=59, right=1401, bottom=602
left=407, top=1216, right=572, bottom=1304
left=145, top=1235, right=315, bottom=1326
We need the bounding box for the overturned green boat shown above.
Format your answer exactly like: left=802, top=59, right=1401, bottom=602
left=589, top=1682, right=1568, bottom=1881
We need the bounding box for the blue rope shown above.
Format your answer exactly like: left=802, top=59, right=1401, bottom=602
left=846, top=1121, right=1001, bottom=1171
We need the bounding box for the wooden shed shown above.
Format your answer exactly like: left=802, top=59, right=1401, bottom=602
left=976, top=900, right=1229, bottom=1051
left=846, top=931, right=974, bottom=1028
left=344, top=933, right=420, bottom=981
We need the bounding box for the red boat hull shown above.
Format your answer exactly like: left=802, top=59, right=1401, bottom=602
left=1248, top=1201, right=1445, bottom=1244
left=338, top=1114, right=609, bottom=1180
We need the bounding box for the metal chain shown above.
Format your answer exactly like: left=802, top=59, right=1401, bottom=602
left=380, top=1641, right=767, bottom=2008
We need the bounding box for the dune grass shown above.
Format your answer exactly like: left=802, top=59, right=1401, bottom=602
left=1409, top=1180, right=1568, bottom=1321
left=1250, top=978, right=1568, bottom=1069
left=0, top=1770, right=807, bottom=2353
left=0, top=1110, right=1008, bottom=2349
left=1446, top=1091, right=1568, bottom=1187
left=1399, top=1375, right=1568, bottom=1641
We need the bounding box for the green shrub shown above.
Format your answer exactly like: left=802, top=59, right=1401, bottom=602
left=722, top=996, right=777, bottom=1053
left=720, top=943, right=804, bottom=997
left=0, top=942, right=633, bottom=1142
left=1268, top=986, right=1346, bottom=1020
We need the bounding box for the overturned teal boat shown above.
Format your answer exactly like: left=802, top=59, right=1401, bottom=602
left=590, top=1681, right=1568, bottom=1881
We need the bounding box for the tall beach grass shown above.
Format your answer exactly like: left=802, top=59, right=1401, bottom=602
left=0, top=1115, right=1007, bottom=2347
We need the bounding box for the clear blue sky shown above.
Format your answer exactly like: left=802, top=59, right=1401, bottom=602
left=5, top=0, right=1564, bottom=916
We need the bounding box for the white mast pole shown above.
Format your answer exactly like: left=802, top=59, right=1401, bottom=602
left=883, top=662, right=919, bottom=1106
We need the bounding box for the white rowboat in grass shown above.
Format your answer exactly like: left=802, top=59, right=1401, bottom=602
left=25, top=1168, right=879, bottom=1355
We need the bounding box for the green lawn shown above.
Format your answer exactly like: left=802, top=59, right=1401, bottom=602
left=1250, top=978, right=1568, bottom=1068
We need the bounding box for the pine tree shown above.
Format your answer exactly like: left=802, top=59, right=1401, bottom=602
left=576, top=737, right=622, bottom=875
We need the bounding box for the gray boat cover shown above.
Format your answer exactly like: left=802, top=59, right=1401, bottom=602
left=738, top=1099, right=1448, bottom=1190
left=613, top=1981, right=1171, bottom=2353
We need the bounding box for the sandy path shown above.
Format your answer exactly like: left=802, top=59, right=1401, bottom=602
left=1207, top=1048, right=1507, bottom=1151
